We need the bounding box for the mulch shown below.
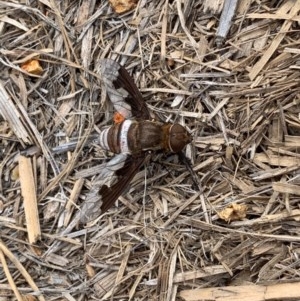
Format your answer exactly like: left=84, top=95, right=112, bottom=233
left=1, top=0, right=300, bottom=300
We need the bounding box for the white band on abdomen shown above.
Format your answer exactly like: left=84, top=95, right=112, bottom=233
left=99, top=127, right=110, bottom=150
left=120, top=119, right=132, bottom=153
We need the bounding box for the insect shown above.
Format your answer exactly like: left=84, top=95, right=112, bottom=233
left=79, top=59, right=192, bottom=223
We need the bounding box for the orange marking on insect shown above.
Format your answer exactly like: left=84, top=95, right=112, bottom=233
left=114, top=112, right=125, bottom=124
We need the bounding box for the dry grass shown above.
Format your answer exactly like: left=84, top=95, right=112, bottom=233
left=1, top=0, right=300, bottom=300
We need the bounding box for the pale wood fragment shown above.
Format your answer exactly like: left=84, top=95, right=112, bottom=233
left=19, top=155, right=41, bottom=244
left=173, top=266, right=228, bottom=283
left=272, top=182, right=300, bottom=196
left=64, top=178, right=85, bottom=226
left=179, top=282, right=300, bottom=301
left=247, top=12, right=300, bottom=22
left=251, top=165, right=300, bottom=180
left=233, top=209, right=300, bottom=227
left=254, top=153, right=300, bottom=167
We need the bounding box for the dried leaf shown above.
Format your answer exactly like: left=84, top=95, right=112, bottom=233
left=218, top=203, right=248, bottom=222
left=108, top=0, right=138, bottom=14
left=21, top=59, right=43, bottom=75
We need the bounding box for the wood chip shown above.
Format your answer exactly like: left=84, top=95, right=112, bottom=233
left=179, top=282, right=300, bottom=301
left=19, top=155, right=41, bottom=244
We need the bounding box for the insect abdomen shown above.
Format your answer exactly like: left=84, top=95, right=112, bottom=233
left=99, top=120, right=136, bottom=154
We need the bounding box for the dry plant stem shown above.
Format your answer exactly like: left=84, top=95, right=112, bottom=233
left=0, top=249, right=23, bottom=301
left=176, top=0, right=197, bottom=47
left=0, top=241, right=46, bottom=301
left=0, top=82, right=30, bottom=145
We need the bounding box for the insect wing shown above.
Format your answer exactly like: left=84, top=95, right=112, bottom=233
left=100, top=155, right=147, bottom=213
left=78, top=153, right=147, bottom=223
left=79, top=153, right=128, bottom=223
left=100, top=59, right=151, bottom=120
